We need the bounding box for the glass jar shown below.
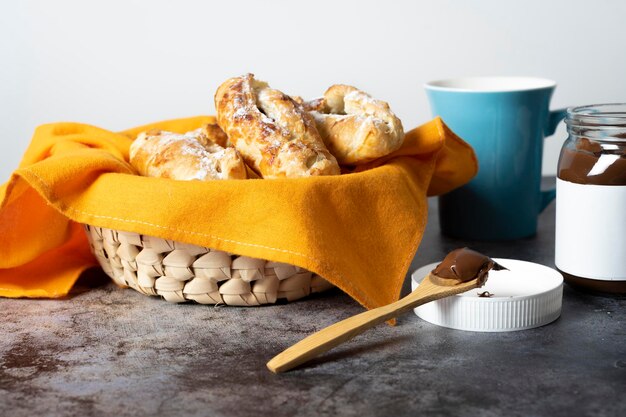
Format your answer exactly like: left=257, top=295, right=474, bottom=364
left=555, top=104, right=626, bottom=294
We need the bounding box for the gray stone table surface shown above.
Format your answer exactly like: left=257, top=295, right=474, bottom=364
left=1, top=197, right=625, bottom=417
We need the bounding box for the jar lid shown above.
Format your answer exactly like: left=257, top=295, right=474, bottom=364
left=411, top=259, right=563, bottom=332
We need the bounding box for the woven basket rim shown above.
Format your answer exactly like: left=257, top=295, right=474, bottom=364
left=83, top=224, right=333, bottom=306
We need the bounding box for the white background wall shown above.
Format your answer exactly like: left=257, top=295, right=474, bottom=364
left=2, top=0, right=625, bottom=182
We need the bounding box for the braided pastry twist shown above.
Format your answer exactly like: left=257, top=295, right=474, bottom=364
left=215, top=74, right=340, bottom=178
left=130, top=128, right=247, bottom=181
left=305, top=85, right=404, bottom=165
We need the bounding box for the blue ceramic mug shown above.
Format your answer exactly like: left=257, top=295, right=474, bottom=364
left=425, top=77, right=566, bottom=240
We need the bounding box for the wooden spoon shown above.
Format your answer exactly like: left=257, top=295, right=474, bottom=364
left=267, top=273, right=482, bottom=373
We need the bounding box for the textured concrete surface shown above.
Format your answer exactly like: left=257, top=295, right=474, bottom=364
left=1, top=197, right=625, bottom=417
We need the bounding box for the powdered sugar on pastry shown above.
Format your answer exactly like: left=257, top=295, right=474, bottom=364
left=129, top=129, right=247, bottom=181
left=305, top=85, right=404, bottom=165
left=214, top=73, right=340, bottom=178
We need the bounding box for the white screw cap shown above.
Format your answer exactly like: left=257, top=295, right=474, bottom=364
left=412, top=259, right=563, bottom=332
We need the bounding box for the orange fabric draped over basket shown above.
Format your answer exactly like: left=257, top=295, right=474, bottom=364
left=0, top=116, right=477, bottom=311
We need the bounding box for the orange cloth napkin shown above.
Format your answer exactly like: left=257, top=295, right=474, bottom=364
left=0, top=116, right=476, bottom=310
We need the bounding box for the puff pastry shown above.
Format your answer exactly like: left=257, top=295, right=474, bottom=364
left=215, top=74, right=340, bottom=178
left=200, top=122, right=229, bottom=148
left=305, top=85, right=404, bottom=165
left=130, top=128, right=247, bottom=181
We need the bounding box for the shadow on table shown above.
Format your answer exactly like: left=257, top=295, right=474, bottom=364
left=67, top=267, right=111, bottom=297
left=295, top=334, right=414, bottom=372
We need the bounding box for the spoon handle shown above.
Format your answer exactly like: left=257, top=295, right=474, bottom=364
left=266, top=276, right=479, bottom=373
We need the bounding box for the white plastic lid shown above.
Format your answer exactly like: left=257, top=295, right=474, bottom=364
left=411, top=259, right=563, bottom=332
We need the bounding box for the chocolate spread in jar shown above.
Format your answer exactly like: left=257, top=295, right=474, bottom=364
left=430, top=247, right=506, bottom=286
left=556, top=138, right=626, bottom=294
left=558, top=138, right=626, bottom=185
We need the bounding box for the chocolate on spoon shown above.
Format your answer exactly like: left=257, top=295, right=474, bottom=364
left=267, top=248, right=503, bottom=373
left=430, top=247, right=507, bottom=287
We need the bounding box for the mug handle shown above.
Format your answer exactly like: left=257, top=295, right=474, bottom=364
left=539, top=108, right=568, bottom=212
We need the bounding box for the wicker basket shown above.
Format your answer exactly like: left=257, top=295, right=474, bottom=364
left=84, top=225, right=334, bottom=306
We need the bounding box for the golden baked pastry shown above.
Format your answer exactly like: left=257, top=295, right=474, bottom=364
left=214, top=74, right=340, bottom=178
left=129, top=128, right=247, bottom=181
left=200, top=122, right=229, bottom=148
left=305, top=85, right=404, bottom=165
